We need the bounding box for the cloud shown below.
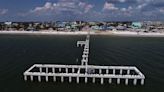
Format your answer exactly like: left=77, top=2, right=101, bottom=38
left=136, top=3, right=147, bottom=9
left=101, top=0, right=164, bottom=21
left=120, top=6, right=132, bottom=12
left=103, top=2, right=118, bottom=11
left=136, top=0, right=153, bottom=3
left=29, top=0, right=93, bottom=15
left=30, top=2, right=54, bottom=13
left=159, top=8, right=164, bottom=14
left=119, top=0, right=126, bottom=3
left=16, top=0, right=164, bottom=21
left=17, top=0, right=95, bottom=21
left=0, top=9, right=8, bottom=15
left=107, top=0, right=137, bottom=4
left=102, top=1, right=133, bottom=16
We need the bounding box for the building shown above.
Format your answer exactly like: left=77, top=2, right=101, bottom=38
left=131, top=22, right=142, bottom=29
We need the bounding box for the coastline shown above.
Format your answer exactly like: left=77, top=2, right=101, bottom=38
left=1, top=30, right=164, bottom=37
left=0, top=31, right=91, bottom=35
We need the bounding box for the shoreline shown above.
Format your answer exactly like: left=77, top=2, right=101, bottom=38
left=0, top=31, right=91, bottom=35
left=1, top=30, right=164, bottom=37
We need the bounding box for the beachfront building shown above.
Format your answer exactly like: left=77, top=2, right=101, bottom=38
left=91, top=25, right=101, bottom=31
left=12, top=22, right=21, bottom=31
left=131, top=22, right=142, bottom=29
left=3, top=22, right=12, bottom=31
left=116, top=25, right=127, bottom=31
left=27, top=24, right=35, bottom=31
left=106, top=26, right=115, bottom=31
left=90, top=22, right=108, bottom=31
left=70, top=22, right=79, bottom=31
left=55, top=22, right=66, bottom=31
left=143, top=21, right=164, bottom=32
left=65, top=25, right=71, bottom=32
left=64, top=21, right=84, bottom=32
left=91, top=25, right=107, bottom=31
left=0, top=22, right=6, bottom=30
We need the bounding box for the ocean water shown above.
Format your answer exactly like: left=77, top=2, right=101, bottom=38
left=0, top=34, right=164, bottom=92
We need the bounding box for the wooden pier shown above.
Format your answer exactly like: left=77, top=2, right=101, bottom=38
left=23, top=32, right=145, bottom=85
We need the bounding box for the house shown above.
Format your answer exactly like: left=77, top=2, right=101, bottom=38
left=106, top=26, right=115, bottom=30
left=91, top=25, right=101, bottom=30
left=56, top=22, right=66, bottom=31
left=131, top=22, right=142, bottom=29
left=116, top=25, right=127, bottom=30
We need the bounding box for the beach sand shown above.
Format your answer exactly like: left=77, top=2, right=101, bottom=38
left=1, top=30, right=164, bottom=37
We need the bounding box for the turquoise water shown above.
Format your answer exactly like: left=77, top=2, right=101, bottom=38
left=0, top=35, right=164, bottom=92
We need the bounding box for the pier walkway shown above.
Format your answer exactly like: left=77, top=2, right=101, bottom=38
left=23, top=31, right=145, bottom=85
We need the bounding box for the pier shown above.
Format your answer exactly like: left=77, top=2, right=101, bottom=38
left=23, top=31, right=145, bottom=85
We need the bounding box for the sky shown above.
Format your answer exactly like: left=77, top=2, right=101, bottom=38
left=0, top=0, right=164, bottom=22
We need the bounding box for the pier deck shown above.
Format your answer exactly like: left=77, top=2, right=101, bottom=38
left=24, top=64, right=145, bottom=85
left=23, top=31, right=145, bottom=85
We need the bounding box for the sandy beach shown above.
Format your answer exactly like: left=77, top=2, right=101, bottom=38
left=1, top=30, right=164, bottom=37
left=112, top=31, right=164, bottom=37
left=0, top=31, right=93, bottom=35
